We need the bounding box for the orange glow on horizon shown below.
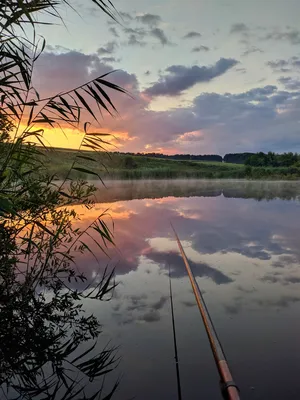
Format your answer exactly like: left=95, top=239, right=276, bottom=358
left=13, top=124, right=133, bottom=151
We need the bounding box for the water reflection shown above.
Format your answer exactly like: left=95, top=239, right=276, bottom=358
left=73, top=180, right=300, bottom=400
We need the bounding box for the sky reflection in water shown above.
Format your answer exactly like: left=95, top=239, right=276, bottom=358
left=75, top=180, right=300, bottom=400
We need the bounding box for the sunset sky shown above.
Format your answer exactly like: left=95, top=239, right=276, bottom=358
left=33, top=0, right=300, bottom=155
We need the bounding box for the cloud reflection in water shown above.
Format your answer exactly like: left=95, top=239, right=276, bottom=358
left=75, top=180, right=300, bottom=400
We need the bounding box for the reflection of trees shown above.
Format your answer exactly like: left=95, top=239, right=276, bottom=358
left=0, top=212, right=118, bottom=399
left=95, top=180, right=300, bottom=203
left=222, top=181, right=300, bottom=201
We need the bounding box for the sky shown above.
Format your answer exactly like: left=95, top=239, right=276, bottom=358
left=32, top=0, right=300, bottom=155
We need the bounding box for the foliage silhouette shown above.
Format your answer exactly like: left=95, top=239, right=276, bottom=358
left=0, top=1, right=126, bottom=399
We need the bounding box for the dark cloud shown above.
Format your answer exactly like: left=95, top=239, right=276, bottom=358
left=272, top=254, right=297, bottom=268
left=231, top=246, right=271, bottom=260
left=283, top=275, right=300, bottom=284
left=183, top=31, right=201, bottom=39
left=242, top=47, right=263, bottom=56
left=236, top=285, right=256, bottom=294
left=124, top=27, right=146, bottom=37
left=121, top=316, right=135, bottom=325
left=224, top=304, right=241, bottom=315
left=267, top=57, right=300, bottom=73
left=150, top=28, right=170, bottom=45
left=136, top=13, right=161, bottom=26
left=192, top=45, right=210, bottom=52
left=263, top=28, right=300, bottom=45
left=230, top=23, right=249, bottom=34
left=267, top=59, right=289, bottom=71
left=182, top=300, right=196, bottom=307
left=128, top=34, right=146, bottom=47
left=138, top=310, right=161, bottom=323
left=256, top=295, right=300, bottom=308
left=278, top=76, right=300, bottom=91
left=101, top=56, right=118, bottom=63
left=235, top=67, right=247, bottom=74
left=112, top=303, right=121, bottom=312
left=151, top=296, right=168, bottom=310
left=146, top=251, right=233, bottom=285
left=45, top=44, right=71, bottom=53
left=119, top=11, right=133, bottom=21
left=97, top=41, right=117, bottom=55
left=119, top=294, right=167, bottom=325
left=260, top=272, right=300, bottom=285
left=144, top=58, right=238, bottom=97
left=126, top=294, right=148, bottom=311
left=231, top=85, right=277, bottom=100
left=109, top=27, right=119, bottom=38
left=292, top=56, right=300, bottom=67
left=145, top=70, right=151, bottom=76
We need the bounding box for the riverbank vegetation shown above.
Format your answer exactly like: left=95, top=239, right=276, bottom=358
left=45, top=148, right=300, bottom=180
left=108, top=151, right=300, bottom=167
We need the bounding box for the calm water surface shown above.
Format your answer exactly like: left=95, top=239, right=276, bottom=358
left=75, top=180, right=300, bottom=400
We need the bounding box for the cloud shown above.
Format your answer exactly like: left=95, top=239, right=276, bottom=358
left=192, top=45, right=210, bottom=52
left=136, top=13, right=161, bottom=26
left=144, top=58, right=238, bottom=97
left=267, top=57, right=300, bottom=72
left=146, top=251, right=233, bottom=285
left=278, top=76, right=300, bottom=91
left=235, top=67, right=246, bottom=74
left=263, top=28, right=300, bottom=45
left=124, top=27, right=146, bottom=37
left=182, top=300, right=196, bottom=307
left=236, top=285, right=256, bottom=294
left=267, top=59, right=289, bottom=71
left=150, top=28, right=170, bottom=45
left=230, top=23, right=249, bottom=34
left=224, top=304, right=241, bottom=314
left=260, top=271, right=300, bottom=286
left=151, top=296, right=168, bottom=310
left=233, top=85, right=277, bottom=100
left=97, top=41, right=117, bottom=55
left=145, top=70, right=151, bottom=76
left=138, top=310, right=161, bottom=323
left=284, top=275, right=300, bottom=284
left=101, top=56, right=118, bottom=63
left=34, top=49, right=300, bottom=154
left=119, top=11, right=133, bottom=21
left=126, top=294, right=148, bottom=311
left=112, top=303, right=121, bottom=312
left=45, top=44, right=71, bottom=53
left=128, top=34, right=146, bottom=47
left=183, top=31, right=201, bottom=39
left=255, top=293, right=300, bottom=308
left=109, top=27, right=119, bottom=38
left=242, top=46, right=263, bottom=56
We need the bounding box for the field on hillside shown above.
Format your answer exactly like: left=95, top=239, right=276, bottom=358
left=43, top=148, right=300, bottom=180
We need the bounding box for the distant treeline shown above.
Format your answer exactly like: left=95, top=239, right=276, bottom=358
left=113, top=151, right=300, bottom=166
left=223, top=153, right=255, bottom=164
left=245, top=152, right=299, bottom=167
left=114, top=152, right=223, bottom=162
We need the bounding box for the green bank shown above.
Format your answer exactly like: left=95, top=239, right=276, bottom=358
left=45, top=148, right=300, bottom=180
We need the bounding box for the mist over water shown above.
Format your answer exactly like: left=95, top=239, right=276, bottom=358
left=76, top=180, right=300, bottom=400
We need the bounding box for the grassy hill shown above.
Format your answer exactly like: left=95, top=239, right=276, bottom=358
left=44, top=148, right=300, bottom=180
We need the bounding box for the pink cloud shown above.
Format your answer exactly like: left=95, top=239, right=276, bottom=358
left=33, top=49, right=300, bottom=154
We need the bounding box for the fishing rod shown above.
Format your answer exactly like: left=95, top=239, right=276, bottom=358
left=168, top=264, right=182, bottom=400
left=171, top=224, right=240, bottom=400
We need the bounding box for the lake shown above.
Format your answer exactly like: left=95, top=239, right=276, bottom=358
left=74, top=179, right=300, bottom=400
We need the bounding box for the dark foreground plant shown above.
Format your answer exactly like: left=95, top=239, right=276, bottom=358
left=0, top=1, right=126, bottom=398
